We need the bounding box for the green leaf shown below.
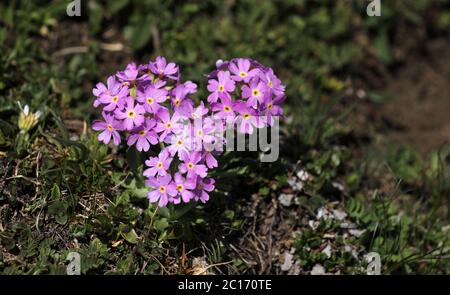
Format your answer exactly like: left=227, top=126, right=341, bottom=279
left=373, top=29, right=392, bottom=64
left=55, top=212, right=68, bottom=225
left=48, top=200, right=68, bottom=225
left=154, top=218, right=169, bottom=232
left=367, top=91, right=392, bottom=104
left=109, top=0, right=130, bottom=13
left=119, top=224, right=138, bottom=244
left=124, top=15, right=153, bottom=50
left=51, top=184, right=61, bottom=200
left=259, top=186, right=270, bottom=196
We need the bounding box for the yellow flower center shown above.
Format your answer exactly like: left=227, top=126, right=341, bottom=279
left=112, top=96, right=119, bottom=103
left=139, top=130, right=146, bottom=136
left=159, top=186, right=166, bottom=193
left=177, top=184, right=184, bottom=192
left=268, top=103, right=273, bottom=110
left=197, top=130, right=204, bottom=137
left=174, top=98, right=181, bottom=106
left=147, top=97, right=154, bottom=105
left=177, top=139, right=183, bottom=146
left=197, top=183, right=203, bottom=190
left=239, top=72, right=247, bottom=77
left=166, top=122, right=172, bottom=129
left=156, top=162, right=163, bottom=168
left=268, top=81, right=273, bottom=88
left=127, top=111, right=135, bottom=118
left=107, top=124, right=113, bottom=131
left=218, top=84, right=225, bottom=92
left=252, top=89, right=260, bottom=97
left=244, top=113, right=251, bottom=119
left=187, top=162, right=194, bottom=169
left=223, top=105, right=231, bottom=112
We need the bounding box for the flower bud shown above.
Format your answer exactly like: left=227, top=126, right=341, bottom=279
left=18, top=103, right=41, bottom=133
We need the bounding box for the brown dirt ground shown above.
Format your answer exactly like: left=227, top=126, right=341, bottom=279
left=379, top=38, right=450, bottom=156
left=352, top=36, right=450, bottom=158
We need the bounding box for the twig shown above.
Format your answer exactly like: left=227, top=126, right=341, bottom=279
left=52, top=46, right=88, bottom=57
left=6, top=175, right=40, bottom=185
left=52, top=42, right=127, bottom=58
left=148, top=254, right=170, bottom=275
left=151, top=22, right=161, bottom=54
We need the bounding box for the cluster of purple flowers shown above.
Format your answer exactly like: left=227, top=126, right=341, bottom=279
left=208, top=58, right=285, bottom=134
left=92, top=57, right=285, bottom=207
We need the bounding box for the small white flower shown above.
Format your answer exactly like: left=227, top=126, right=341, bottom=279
left=296, top=169, right=311, bottom=181
left=17, top=102, right=41, bottom=133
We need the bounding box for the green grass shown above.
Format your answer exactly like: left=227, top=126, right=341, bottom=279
left=0, top=0, right=449, bottom=274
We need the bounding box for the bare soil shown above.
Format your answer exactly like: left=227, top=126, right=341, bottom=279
left=379, top=38, right=450, bottom=156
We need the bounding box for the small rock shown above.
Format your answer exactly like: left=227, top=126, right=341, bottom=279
left=340, top=222, right=357, bottom=229
left=344, top=245, right=352, bottom=252
left=442, top=224, right=450, bottom=232
left=278, top=193, right=294, bottom=207
left=321, top=244, right=332, bottom=258
left=288, top=261, right=301, bottom=275
left=70, top=135, right=79, bottom=141
left=349, top=229, right=366, bottom=237
left=281, top=252, right=294, bottom=271
left=344, top=245, right=359, bottom=259
left=332, top=181, right=345, bottom=191
left=288, top=178, right=304, bottom=191
left=311, top=264, right=326, bottom=275
left=317, top=207, right=332, bottom=220
left=332, top=209, right=347, bottom=221
left=285, top=115, right=294, bottom=124
left=356, top=89, right=367, bottom=99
